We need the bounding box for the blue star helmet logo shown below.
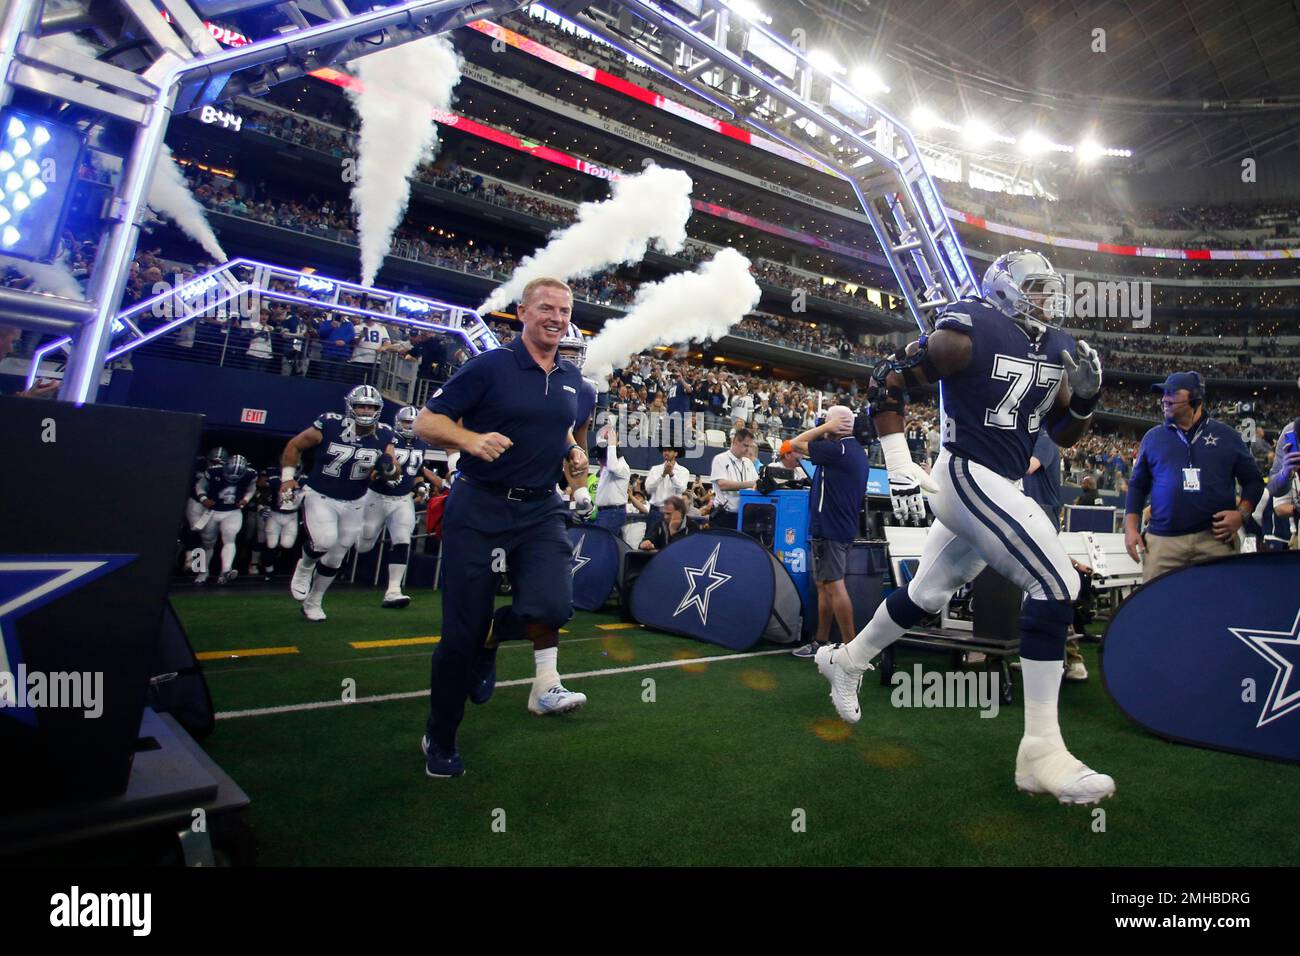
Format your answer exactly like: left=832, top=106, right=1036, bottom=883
left=1230, top=608, right=1300, bottom=728
left=0, top=555, right=135, bottom=726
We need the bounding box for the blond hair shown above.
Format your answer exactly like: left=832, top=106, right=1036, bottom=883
left=520, top=277, right=573, bottom=306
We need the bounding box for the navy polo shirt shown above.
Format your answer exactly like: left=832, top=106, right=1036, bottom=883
left=426, top=337, right=582, bottom=489
left=807, top=437, right=869, bottom=542
left=1024, top=429, right=1062, bottom=525
left=1125, top=414, right=1264, bottom=536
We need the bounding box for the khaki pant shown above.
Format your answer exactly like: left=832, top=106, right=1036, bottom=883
left=1142, top=530, right=1235, bottom=582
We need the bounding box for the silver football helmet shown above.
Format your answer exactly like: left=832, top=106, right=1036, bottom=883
left=223, top=454, right=251, bottom=483
left=558, top=322, right=587, bottom=369
left=345, top=384, right=383, bottom=428
left=981, top=250, right=1067, bottom=341
left=394, top=405, right=419, bottom=439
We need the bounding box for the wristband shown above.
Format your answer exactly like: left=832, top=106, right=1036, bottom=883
left=566, top=443, right=584, bottom=458
left=281, top=466, right=296, bottom=481
left=1068, top=392, right=1099, bottom=419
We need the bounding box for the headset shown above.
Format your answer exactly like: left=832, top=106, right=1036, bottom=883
left=1187, top=372, right=1206, bottom=409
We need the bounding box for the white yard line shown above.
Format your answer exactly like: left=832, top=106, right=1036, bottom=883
left=216, top=646, right=792, bottom=720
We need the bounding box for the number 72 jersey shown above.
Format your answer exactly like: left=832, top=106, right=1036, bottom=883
left=935, top=299, right=1078, bottom=481
left=307, top=412, right=395, bottom=501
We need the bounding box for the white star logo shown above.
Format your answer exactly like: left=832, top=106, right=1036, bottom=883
left=1229, top=608, right=1300, bottom=728
left=570, top=534, right=590, bottom=577
left=1201, top=433, right=1219, bottom=446
left=673, top=542, right=732, bottom=626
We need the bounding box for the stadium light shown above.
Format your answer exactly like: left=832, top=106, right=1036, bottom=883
left=964, top=118, right=995, bottom=145
left=1077, top=139, right=1104, bottom=162
left=912, top=106, right=939, bottom=130
left=724, top=0, right=771, bottom=24
left=807, top=49, right=846, bottom=75
left=1018, top=130, right=1050, bottom=156
left=850, top=66, right=890, bottom=95
left=0, top=110, right=85, bottom=262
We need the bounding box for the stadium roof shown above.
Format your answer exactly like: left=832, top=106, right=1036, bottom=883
left=787, top=0, right=1300, bottom=170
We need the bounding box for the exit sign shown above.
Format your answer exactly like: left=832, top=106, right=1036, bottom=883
left=241, top=408, right=267, bottom=425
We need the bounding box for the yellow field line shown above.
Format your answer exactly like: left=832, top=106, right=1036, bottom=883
left=197, top=646, right=299, bottom=661
left=350, top=635, right=442, bottom=649
left=596, top=622, right=639, bottom=631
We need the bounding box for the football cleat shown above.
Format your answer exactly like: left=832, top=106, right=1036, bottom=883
left=218, top=570, right=238, bottom=585
left=1064, top=660, right=1089, bottom=682
left=790, top=641, right=820, bottom=659
left=300, top=601, right=327, bottom=622
left=816, top=642, right=865, bottom=725
left=527, top=684, right=586, bottom=716
left=1015, top=735, right=1115, bottom=805
left=193, top=572, right=209, bottom=586
left=421, top=735, right=465, bottom=779
left=290, top=559, right=314, bottom=601
left=382, top=591, right=411, bottom=609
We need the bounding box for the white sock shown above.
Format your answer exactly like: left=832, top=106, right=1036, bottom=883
left=1021, top=658, right=1065, bottom=739
left=221, top=541, right=238, bottom=572
left=306, top=567, right=336, bottom=607
left=386, top=563, right=406, bottom=595
left=845, top=602, right=906, bottom=671
left=533, top=646, right=559, bottom=691
left=298, top=553, right=318, bottom=572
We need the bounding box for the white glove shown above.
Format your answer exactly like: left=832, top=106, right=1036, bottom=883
left=880, top=432, right=936, bottom=526
left=572, top=486, right=594, bottom=518
left=1061, top=341, right=1102, bottom=400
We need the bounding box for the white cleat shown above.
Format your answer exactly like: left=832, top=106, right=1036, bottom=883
left=382, top=591, right=411, bottom=609
left=1015, top=735, right=1115, bottom=805
left=290, top=559, right=314, bottom=602
left=218, top=570, right=238, bottom=585
left=528, top=684, right=587, bottom=716
left=300, top=601, right=327, bottom=622
left=1064, top=660, right=1089, bottom=682
left=193, top=573, right=209, bottom=586
left=816, top=642, right=866, bottom=725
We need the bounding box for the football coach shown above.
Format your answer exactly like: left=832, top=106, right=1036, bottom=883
left=414, top=277, right=590, bottom=778
left=1124, top=371, right=1263, bottom=580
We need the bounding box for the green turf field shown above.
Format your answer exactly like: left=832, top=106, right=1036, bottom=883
left=175, top=585, right=1300, bottom=866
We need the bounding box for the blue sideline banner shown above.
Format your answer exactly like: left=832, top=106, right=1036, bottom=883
left=629, top=530, right=802, bottom=650
left=567, top=524, right=626, bottom=612
left=1102, top=550, right=1300, bottom=765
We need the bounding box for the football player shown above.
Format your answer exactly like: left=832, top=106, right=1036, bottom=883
left=185, top=447, right=228, bottom=535
left=559, top=322, right=597, bottom=518
left=194, top=453, right=256, bottom=585
left=281, top=384, right=398, bottom=621
left=259, top=465, right=304, bottom=580
left=817, top=249, right=1113, bottom=805
left=358, top=405, right=438, bottom=608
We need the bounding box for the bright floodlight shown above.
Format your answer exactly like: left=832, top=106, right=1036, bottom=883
left=850, top=66, right=890, bottom=95
left=1077, top=139, right=1104, bottom=162
left=1019, top=131, right=1049, bottom=156
left=807, top=49, right=845, bottom=75
left=912, top=106, right=939, bottom=130
left=964, top=118, right=994, bottom=144
left=725, top=0, right=771, bottom=24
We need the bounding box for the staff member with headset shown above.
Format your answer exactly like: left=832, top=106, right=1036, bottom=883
left=1124, top=372, right=1264, bottom=580
left=415, top=277, right=590, bottom=779
left=708, top=427, right=759, bottom=530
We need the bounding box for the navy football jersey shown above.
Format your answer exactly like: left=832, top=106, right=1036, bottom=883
left=576, top=378, right=598, bottom=432
left=370, top=434, right=432, bottom=497
left=308, top=412, right=395, bottom=501
left=934, top=298, right=1077, bottom=481
left=197, top=472, right=256, bottom=512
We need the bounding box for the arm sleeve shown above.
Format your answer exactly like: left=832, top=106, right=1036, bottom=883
left=671, top=468, right=689, bottom=495
left=426, top=356, right=489, bottom=421
left=1125, top=440, right=1152, bottom=515
left=645, top=465, right=663, bottom=494
left=195, top=476, right=209, bottom=499
left=609, top=450, right=630, bottom=478
left=708, top=455, right=729, bottom=483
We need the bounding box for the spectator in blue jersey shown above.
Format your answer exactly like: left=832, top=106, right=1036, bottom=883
left=1124, top=372, right=1265, bottom=580
left=316, top=313, right=355, bottom=362
left=787, top=405, right=868, bottom=659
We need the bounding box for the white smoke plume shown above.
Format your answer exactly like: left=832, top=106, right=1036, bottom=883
left=584, top=247, right=761, bottom=380
left=147, top=144, right=228, bottom=262
left=478, top=164, right=693, bottom=315
left=0, top=254, right=84, bottom=299
left=346, top=34, right=461, bottom=287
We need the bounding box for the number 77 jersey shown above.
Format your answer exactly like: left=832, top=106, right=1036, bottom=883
left=935, top=298, right=1079, bottom=481
left=307, top=412, right=396, bottom=501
